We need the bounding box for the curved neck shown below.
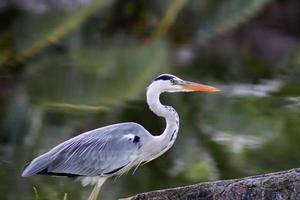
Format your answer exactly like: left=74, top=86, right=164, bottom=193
left=146, top=84, right=179, bottom=156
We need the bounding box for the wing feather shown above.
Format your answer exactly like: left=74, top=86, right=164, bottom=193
left=22, top=123, right=149, bottom=177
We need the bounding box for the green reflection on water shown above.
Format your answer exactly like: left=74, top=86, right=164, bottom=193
left=1, top=0, right=300, bottom=200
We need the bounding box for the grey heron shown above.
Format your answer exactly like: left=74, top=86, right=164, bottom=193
left=22, top=74, right=219, bottom=200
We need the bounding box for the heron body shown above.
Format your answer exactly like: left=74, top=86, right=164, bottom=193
left=22, top=74, right=219, bottom=200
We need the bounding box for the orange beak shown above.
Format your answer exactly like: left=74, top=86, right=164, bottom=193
left=181, top=82, right=220, bottom=92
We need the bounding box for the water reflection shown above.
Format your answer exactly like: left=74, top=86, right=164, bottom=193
left=223, top=80, right=283, bottom=97
left=1, top=0, right=300, bottom=200
left=1, top=71, right=300, bottom=200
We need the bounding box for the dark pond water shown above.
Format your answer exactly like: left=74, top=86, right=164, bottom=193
left=1, top=0, right=300, bottom=200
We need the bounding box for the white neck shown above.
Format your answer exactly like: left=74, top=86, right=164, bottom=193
left=145, top=83, right=179, bottom=160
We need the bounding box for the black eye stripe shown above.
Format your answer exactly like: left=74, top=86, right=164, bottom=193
left=154, top=75, right=175, bottom=81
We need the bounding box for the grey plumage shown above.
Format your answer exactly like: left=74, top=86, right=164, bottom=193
left=22, top=123, right=151, bottom=178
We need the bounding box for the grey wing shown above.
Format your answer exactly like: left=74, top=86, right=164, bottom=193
left=22, top=122, right=150, bottom=177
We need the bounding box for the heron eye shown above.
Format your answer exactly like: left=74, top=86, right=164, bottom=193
left=170, top=79, right=177, bottom=84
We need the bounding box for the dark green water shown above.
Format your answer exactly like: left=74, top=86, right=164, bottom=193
left=1, top=0, right=300, bottom=199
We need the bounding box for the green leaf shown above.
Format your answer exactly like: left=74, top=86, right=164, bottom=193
left=12, top=0, right=112, bottom=65
left=198, top=0, right=273, bottom=43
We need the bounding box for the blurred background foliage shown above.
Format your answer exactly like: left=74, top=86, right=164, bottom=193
left=0, top=0, right=300, bottom=199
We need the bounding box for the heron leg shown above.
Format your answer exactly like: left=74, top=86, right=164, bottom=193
left=87, top=177, right=107, bottom=200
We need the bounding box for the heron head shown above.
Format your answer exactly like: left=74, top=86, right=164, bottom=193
left=152, top=74, right=220, bottom=93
